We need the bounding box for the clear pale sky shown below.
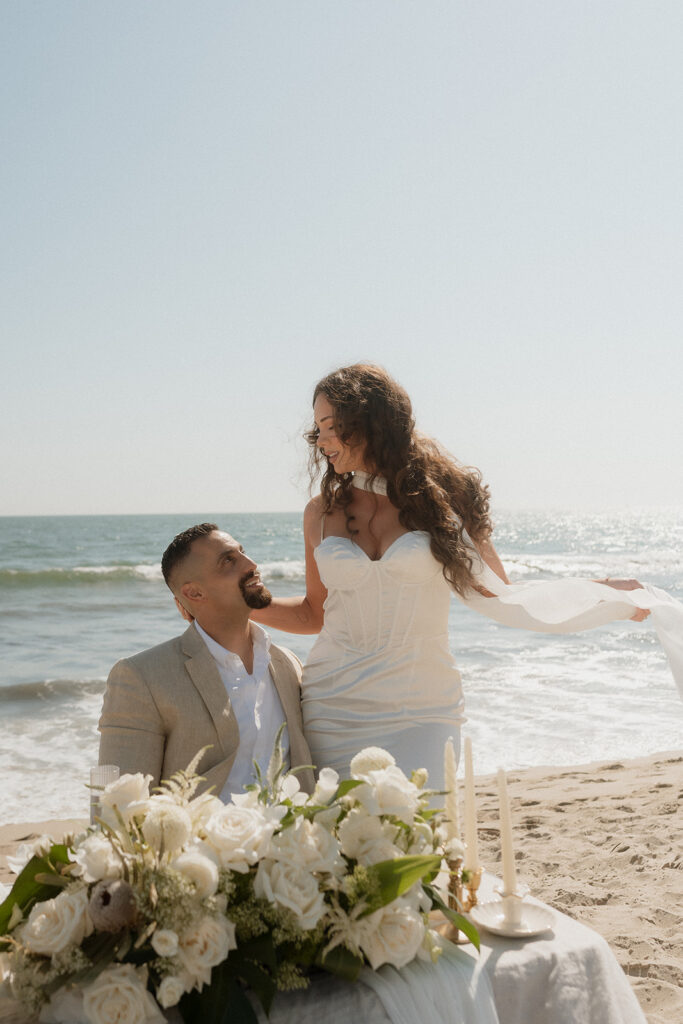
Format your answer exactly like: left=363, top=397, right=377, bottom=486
left=2, top=1, right=681, bottom=515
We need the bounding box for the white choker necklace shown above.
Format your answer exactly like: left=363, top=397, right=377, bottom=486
left=352, top=471, right=388, bottom=496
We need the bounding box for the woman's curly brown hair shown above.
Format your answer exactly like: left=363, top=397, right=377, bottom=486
left=306, top=363, right=492, bottom=596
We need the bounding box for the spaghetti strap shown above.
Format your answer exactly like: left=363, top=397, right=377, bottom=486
left=320, top=513, right=326, bottom=543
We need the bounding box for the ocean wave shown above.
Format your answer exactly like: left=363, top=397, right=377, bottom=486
left=0, top=564, right=163, bottom=587
left=260, top=560, right=306, bottom=581
left=0, top=678, right=105, bottom=704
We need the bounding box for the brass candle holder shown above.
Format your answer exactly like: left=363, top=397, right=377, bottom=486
left=435, top=857, right=483, bottom=944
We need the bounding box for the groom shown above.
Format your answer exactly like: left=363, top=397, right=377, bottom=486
left=98, top=523, right=314, bottom=796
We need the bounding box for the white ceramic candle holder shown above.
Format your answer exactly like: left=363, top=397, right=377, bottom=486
left=495, top=884, right=529, bottom=928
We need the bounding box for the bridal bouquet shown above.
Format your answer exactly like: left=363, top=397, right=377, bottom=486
left=0, top=739, right=477, bottom=1024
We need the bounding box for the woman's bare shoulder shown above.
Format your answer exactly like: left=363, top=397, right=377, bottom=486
left=303, top=494, right=324, bottom=541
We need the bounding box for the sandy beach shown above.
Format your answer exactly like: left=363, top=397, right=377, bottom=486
left=1, top=752, right=681, bottom=1024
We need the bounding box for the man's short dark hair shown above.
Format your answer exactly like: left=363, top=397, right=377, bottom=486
left=161, top=523, right=218, bottom=589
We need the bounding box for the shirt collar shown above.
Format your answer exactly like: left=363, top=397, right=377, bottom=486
left=195, top=619, right=271, bottom=671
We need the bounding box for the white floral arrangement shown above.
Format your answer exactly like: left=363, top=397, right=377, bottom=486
left=0, top=739, right=477, bottom=1024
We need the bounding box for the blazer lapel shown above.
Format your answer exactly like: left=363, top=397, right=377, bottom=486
left=181, top=624, right=239, bottom=758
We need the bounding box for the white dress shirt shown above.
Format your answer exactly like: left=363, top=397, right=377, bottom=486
left=194, top=620, right=290, bottom=799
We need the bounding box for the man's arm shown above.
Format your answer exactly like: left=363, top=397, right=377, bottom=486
left=98, top=659, right=166, bottom=786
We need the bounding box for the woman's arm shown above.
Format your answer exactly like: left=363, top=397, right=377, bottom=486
left=477, top=535, right=510, bottom=585
left=250, top=499, right=327, bottom=635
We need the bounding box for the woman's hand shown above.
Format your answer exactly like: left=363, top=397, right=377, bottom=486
left=594, top=578, right=651, bottom=621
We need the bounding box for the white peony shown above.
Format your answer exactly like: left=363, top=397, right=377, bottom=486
left=177, top=915, right=237, bottom=991
left=310, top=767, right=339, bottom=805
left=150, top=928, right=179, bottom=958
left=20, top=887, right=93, bottom=956
left=6, top=836, right=53, bottom=876
left=276, top=773, right=307, bottom=805
left=72, top=833, right=124, bottom=883
left=269, top=818, right=344, bottom=876
left=203, top=791, right=285, bottom=873
left=98, top=773, right=153, bottom=828
left=171, top=848, right=219, bottom=897
left=254, top=859, right=326, bottom=931
left=360, top=899, right=425, bottom=970
left=142, top=799, right=192, bottom=855
left=156, top=975, right=186, bottom=1009
left=337, top=809, right=401, bottom=865
left=39, top=986, right=87, bottom=1024
left=352, top=765, right=420, bottom=823
left=82, top=963, right=163, bottom=1024
left=350, top=747, right=396, bottom=776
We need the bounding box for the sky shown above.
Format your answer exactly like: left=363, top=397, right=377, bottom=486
left=2, top=1, right=682, bottom=516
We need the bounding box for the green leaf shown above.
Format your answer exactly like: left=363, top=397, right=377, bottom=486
left=333, top=779, right=364, bottom=799
left=234, top=934, right=278, bottom=971
left=361, top=855, right=441, bottom=916
left=232, top=958, right=276, bottom=1016
left=180, top=970, right=258, bottom=1024
left=0, top=845, right=72, bottom=935
left=316, top=943, right=364, bottom=981
left=427, top=887, right=480, bottom=951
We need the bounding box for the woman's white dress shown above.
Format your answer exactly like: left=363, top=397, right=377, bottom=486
left=302, top=528, right=683, bottom=785
left=302, top=531, right=463, bottom=788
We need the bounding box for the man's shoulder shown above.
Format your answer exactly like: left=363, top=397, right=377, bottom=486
left=269, top=642, right=303, bottom=677
left=112, top=627, right=196, bottom=676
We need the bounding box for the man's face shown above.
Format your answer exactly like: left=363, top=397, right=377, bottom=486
left=181, top=531, right=272, bottom=615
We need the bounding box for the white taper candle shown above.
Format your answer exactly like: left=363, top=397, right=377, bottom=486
left=463, top=737, right=479, bottom=871
left=497, top=767, right=517, bottom=895
left=443, top=737, right=459, bottom=841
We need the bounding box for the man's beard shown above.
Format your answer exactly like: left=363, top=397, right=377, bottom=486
left=239, top=571, right=273, bottom=609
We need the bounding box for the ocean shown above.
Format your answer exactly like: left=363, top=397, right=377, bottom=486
left=1, top=510, right=681, bottom=826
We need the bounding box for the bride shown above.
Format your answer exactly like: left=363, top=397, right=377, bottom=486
left=252, top=363, right=676, bottom=789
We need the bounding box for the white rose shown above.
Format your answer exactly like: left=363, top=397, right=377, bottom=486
left=353, top=765, right=420, bottom=823
left=270, top=818, right=344, bottom=876
left=20, top=887, right=93, bottom=956
left=254, top=860, right=326, bottom=931
left=82, top=964, right=163, bottom=1024
left=72, top=834, right=124, bottom=883
left=99, top=773, right=153, bottom=828
left=156, top=975, right=185, bottom=1009
left=360, top=900, right=425, bottom=970
left=337, top=809, right=400, bottom=865
left=39, top=986, right=87, bottom=1024
left=172, top=849, right=219, bottom=897
left=203, top=792, right=285, bottom=873
left=150, top=928, right=179, bottom=957
left=350, top=747, right=396, bottom=775
left=310, top=767, right=339, bottom=805
left=178, top=915, right=237, bottom=991
left=186, top=792, right=223, bottom=830
left=142, top=799, right=192, bottom=855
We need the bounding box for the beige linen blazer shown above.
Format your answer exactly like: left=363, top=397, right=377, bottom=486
left=98, top=623, right=315, bottom=795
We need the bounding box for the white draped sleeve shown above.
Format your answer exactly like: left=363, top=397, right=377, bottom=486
left=453, top=533, right=683, bottom=700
